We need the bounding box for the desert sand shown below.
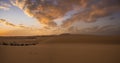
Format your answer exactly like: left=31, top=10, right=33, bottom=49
left=0, top=34, right=120, bottom=63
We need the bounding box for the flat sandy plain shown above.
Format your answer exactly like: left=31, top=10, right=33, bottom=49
left=0, top=34, right=120, bottom=63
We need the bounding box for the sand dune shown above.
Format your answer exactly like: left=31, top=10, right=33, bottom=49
left=0, top=34, right=120, bottom=63
left=0, top=34, right=120, bottom=45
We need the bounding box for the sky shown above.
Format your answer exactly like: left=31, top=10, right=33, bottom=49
left=0, top=0, right=120, bottom=36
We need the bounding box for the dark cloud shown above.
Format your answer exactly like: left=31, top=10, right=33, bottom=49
left=62, top=0, right=120, bottom=27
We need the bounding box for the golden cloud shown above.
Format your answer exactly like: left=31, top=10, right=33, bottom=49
left=10, top=0, right=120, bottom=28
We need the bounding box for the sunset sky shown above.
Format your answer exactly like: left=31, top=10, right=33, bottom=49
left=0, top=0, right=120, bottom=36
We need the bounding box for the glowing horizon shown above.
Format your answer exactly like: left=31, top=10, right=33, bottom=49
left=0, top=0, right=120, bottom=36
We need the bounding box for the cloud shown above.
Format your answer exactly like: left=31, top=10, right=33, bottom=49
left=0, top=19, right=30, bottom=29
left=0, top=19, right=16, bottom=26
left=62, top=0, right=120, bottom=27
left=0, top=1, right=11, bottom=10
left=10, top=0, right=91, bottom=27
left=0, top=6, right=10, bottom=10
left=0, top=19, right=64, bottom=36
left=10, top=0, right=120, bottom=28
left=68, top=25, right=120, bottom=35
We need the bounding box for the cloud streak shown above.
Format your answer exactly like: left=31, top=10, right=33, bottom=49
left=0, top=19, right=30, bottom=29
left=68, top=25, right=120, bottom=35
left=0, top=1, right=11, bottom=10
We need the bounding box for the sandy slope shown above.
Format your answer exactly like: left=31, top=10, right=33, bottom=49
left=0, top=34, right=120, bottom=63
left=0, top=44, right=120, bottom=63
